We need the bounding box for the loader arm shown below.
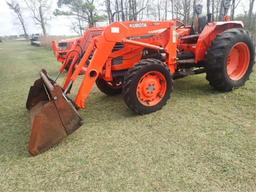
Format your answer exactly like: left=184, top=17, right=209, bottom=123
left=51, top=41, right=58, bottom=57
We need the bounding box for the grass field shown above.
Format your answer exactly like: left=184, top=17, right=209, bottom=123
left=0, top=41, right=255, bottom=191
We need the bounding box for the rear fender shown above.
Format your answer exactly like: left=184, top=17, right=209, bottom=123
left=195, top=21, right=244, bottom=63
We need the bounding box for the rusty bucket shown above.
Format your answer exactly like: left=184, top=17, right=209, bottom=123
left=26, top=70, right=82, bottom=156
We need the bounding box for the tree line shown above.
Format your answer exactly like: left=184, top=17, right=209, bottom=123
left=7, top=0, right=256, bottom=37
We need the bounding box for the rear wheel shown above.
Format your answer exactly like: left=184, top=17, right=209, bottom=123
left=206, top=28, right=255, bottom=91
left=96, top=78, right=122, bottom=96
left=123, top=59, right=173, bottom=114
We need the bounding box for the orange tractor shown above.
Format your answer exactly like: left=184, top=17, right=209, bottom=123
left=26, top=18, right=255, bottom=155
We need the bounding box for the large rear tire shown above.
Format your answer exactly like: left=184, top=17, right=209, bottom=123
left=206, top=28, right=255, bottom=91
left=123, top=59, right=173, bottom=114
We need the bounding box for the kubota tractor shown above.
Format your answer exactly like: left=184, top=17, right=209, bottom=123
left=26, top=16, right=255, bottom=155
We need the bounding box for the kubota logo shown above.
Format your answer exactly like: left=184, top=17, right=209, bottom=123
left=129, top=23, right=147, bottom=28
left=148, top=28, right=166, bottom=34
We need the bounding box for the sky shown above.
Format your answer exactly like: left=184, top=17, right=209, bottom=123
left=0, top=0, right=75, bottom=36
left=0, top=0, right=254, bottom=36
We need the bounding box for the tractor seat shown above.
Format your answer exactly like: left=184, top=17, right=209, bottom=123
left=193, top=15, right=207, bottom=34
left=180, top=15, right=208, bottom=44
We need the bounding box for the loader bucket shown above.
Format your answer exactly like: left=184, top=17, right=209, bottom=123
left=26, top=69, right=54, bottom=110
left=26, top=70, right=82, bottom=156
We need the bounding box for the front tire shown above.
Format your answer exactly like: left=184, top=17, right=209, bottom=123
left=206, top=28, right=255, bottom=92
left=123, top=59, right=173, bottom=114
left=96, top=78, right=122, bottom=96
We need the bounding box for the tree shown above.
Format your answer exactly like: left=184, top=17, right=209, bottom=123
left=248, top=0, right=256, bottom=29
left=105, top=0, right=112, bottom=23
left=211, top=0, right=215, bottom=21
left=24, top=0, right=51, bottom=36
left=55, top=0, right=105, bottom=35
left=219, top=0, right=231, bottom=20
left=170, top=0, right=174, bottom=19
left=107, top=0, right=126, bottom=22
left=7, top=1, right=28, bottom=38
left=206, top=0, right=210, bottom=19
left=192, top=0, right=197, bottom=19
left=230, top=0, right=235, bottom=19
left=104, top=0, right=146, bottom=22
left=170, top=0, right=195, bottom=24
left=230, top=0, right=241, bottom=20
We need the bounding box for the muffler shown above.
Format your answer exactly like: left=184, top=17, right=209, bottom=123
left=26, top=70, right=82, bottom=156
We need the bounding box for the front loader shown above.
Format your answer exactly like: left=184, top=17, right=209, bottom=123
left=26, top=19, right=255, bottom=155
left=51, top=27, right=103, bottom=77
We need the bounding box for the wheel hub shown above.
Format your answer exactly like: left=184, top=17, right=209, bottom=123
left=137, top=71, right=167, bottom=106
left=227, top=42, right=250, bottom=81
left=147, top=84, right=156, bottom=93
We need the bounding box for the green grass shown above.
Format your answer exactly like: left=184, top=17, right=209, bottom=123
left=0, top=41, right=255, bottom=191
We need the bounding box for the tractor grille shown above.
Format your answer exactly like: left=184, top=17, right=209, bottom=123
left=58, top=42, right=68, bottom=50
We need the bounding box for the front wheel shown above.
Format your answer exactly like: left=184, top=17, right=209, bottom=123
left=123, top=59, right=173, bottom=114
left=96, top=78, right=122, bottom=96
left=206, top=28, right=255, bottom=92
